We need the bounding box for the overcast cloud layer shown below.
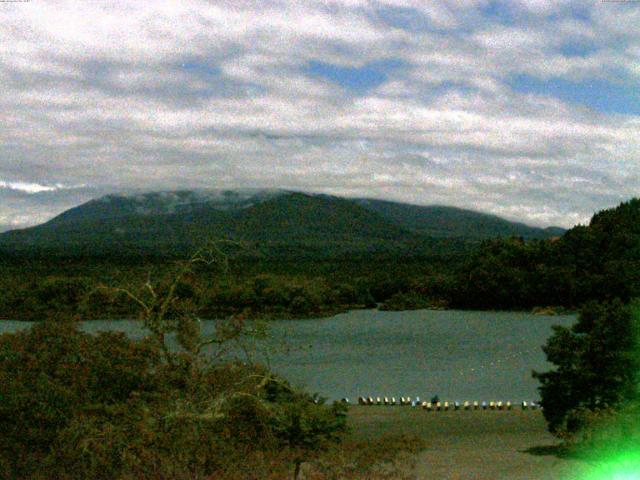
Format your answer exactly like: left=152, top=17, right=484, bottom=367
left=1, top=0, right=639, bottom=231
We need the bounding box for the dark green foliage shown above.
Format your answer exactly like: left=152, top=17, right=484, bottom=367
left=533, top=300, right=640, bottom=435
left=452, top=198, right=640, bottom=310
left=379, top=291, right=437, bottom=311
left=0, top=255, right=432, bottom=321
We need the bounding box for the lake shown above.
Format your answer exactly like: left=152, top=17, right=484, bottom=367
left=0, top=309, right=575, bottom=402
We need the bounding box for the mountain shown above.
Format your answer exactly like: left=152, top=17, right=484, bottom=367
left=354, top=198, right=565, bottom=240
left=46, top=189, right=285, bottom=224
left=0, top=189, right=564, bottom=257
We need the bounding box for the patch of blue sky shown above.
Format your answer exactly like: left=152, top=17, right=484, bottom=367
left=548, top=3, right=591, bottom=22
left=305, top=59, right=407, bottom=94
left=373, top=6, right=436, bottom=32
left=481, top=1, right=591, bottom=24
left=178, top=57, right=221, bottom=79
left=479, top=1, right=516, bottom=25
left=558, top=41, right=597, bottom=58
left=509, top=74, right=640, bottom=116
left=173, top=57, right=265, bottom=100
left=566, top=5, right=591, bottom=22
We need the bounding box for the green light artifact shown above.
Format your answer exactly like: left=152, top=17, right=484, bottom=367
left=580, top=450, right=640, bottom=480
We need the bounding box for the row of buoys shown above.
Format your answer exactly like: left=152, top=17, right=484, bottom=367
left=357, top=396, right=427, bottom=406
left=355, top=397, right=541, bottom=410
left=356, top=396, right=404, bottom=406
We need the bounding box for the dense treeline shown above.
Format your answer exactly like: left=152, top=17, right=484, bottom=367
left=0, top=254, right=450, bottom=321
left=452, top=198, right=640, bottom=310
left=386, top=198, right=640, bottom=311
left=1, top=198, right=639, bottom=320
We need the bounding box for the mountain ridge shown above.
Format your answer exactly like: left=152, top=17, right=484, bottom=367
left=0, top=189, right=565, bottom=256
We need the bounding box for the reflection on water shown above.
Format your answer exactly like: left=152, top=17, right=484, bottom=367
left=1, top=309, right=575, bottom=401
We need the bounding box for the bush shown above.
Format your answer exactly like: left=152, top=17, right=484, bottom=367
left=0, top=320, right=161, bottom=478
left=0, top=306, right=347, bottom=479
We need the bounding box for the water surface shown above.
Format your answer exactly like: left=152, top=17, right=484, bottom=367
left=1, top=309, right=575, bottom=401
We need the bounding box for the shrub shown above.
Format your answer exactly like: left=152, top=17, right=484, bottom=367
left=0, top=320, right=161, bottom=478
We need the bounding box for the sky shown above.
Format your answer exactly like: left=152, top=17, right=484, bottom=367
left=1, top=0, right=639, bottom=231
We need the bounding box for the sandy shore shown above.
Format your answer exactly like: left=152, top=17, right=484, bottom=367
left=348, top=406, right=590, bottom=480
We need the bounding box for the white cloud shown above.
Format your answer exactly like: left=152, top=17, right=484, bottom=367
left=0, top=180, right=57, bottom=193
left=0, top=0, right=637, bottom=229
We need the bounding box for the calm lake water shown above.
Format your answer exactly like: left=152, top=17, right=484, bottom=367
left=1, top=309, right=575, bottom=402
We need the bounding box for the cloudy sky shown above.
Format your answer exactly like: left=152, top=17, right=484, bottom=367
left=1, top=0, right=639, bottom=231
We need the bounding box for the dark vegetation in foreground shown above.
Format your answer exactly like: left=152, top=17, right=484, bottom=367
left=534, top=299, right=640, bottom=465
left=0, top=319, right=424, bottom=480
left=1, top=198, right=639, bottom=320
left=0, top=252, right=423, bottom=479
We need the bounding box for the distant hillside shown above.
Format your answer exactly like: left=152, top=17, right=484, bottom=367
left=0, top=189, right=564, bottom=257
left=355, top=198, right=565, bottom=240
left=47, top=189, right=285, bottom=224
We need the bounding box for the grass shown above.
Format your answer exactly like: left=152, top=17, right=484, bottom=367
left=317, top=406, right=591, bottom=480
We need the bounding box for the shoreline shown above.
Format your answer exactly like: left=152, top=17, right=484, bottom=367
left=0, top=305, right=577, bottom=323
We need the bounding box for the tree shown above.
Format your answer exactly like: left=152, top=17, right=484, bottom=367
left=0, top=245, right=348, bottom=479
left=533, top=299, right=640, bottom=435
